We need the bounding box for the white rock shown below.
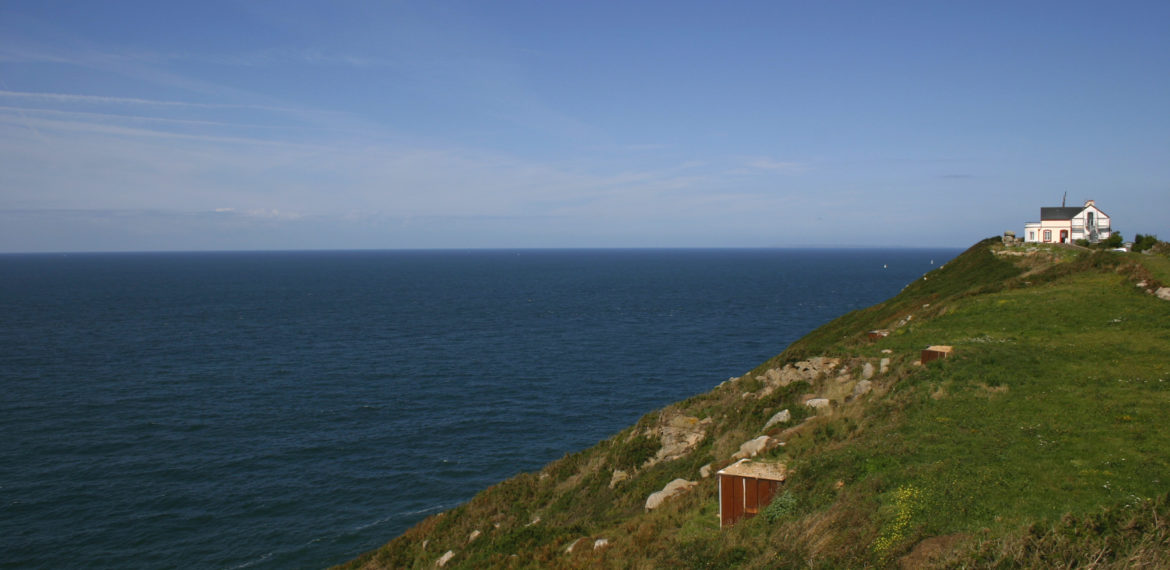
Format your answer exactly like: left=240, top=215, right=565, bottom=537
left=645, top=478, right=697, bottom=511
left=733, top=435, right=776, bottom=459
left=565, top=538, right=582, bottom=553
left=468, top=530, right=481, bottom=543
left=699, top=463, right=712, bottom=478
left=763, top=409, right=792, bottom=430
left=1156, top=287, right=1170, bottom=301
left=862, top=362, right=875, bottom=379
left=805, top=398, right=831, bottom=410
left=436, top=550, right=455, bottom=567
left=880, top=357, right=890, bottom=374
left=593, top=538, right=610, bottom=550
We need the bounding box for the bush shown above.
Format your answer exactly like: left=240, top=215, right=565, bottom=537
left=762, top=490, right=799, bottom=523
left=1133, top=234, right=1159, bottom=253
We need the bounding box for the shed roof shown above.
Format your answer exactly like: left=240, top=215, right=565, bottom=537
left=717, top=459, right=787, bottom=481
left=924, top=345, right=953, bottom=353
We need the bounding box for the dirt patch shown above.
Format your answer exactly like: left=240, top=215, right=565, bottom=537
left=898, top=533, right=969, bottom=569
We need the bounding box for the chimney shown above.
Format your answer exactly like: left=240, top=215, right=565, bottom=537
left=1084, top=199, right=1095, bottom=207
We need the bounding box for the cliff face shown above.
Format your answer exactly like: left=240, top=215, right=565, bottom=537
left=339, top=239, right=1170, bottom=569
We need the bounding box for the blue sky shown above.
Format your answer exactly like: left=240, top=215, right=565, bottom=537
left=1, top=1, right=1167, bottom=252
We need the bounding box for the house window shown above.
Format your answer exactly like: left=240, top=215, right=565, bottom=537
left=1029, top=231, right=1035, bottom=241
left=1043, top=230, right=1052, bottom=242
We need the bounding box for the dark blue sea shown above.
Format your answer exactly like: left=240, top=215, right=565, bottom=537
left=0, top=248, right=958, bottom=569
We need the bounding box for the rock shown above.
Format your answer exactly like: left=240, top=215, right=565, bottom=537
left=526, top=516, right=540, bottom=526
left=565, top=538, right=582, bottom=553
left=468, top=530, right=481, bottom=543
left=760, top=357, right=842, bottom=389
left=593, top=538, right=610, bottom=550
left=805, top=398, right=831, bottom=410
left=880, top=357, right=890, bottom=374
left=862, top=362, right=875, bottom=379
left=699, top=463, right=712, bottom=478
left=647, top=414, right=712, bottom=466
left=645, top=478, right=698, bottom=510
left=881, top=349, right=893, bottom=354
left=436, top=550, right=455, bottom=567
left=1137, top=281, right=1148, bottom=288
left=733, top=435, right=777, bottom=459
left=763, top=409, right=792, bottom=430
left=852, top=380, right=872, bottom=397
left=609, top=469, right=629, bottom=489
left=1156, top=287, right=1170, bottom=301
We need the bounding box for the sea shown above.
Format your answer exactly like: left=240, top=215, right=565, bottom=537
left=0, top=247, right=959, bottom=569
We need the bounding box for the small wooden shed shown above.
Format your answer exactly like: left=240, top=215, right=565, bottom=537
left=921, top=345, right=953, bottom=364
left=717, top=459, right=787, bottom=528
left=867, top=329, right=890, bottom=340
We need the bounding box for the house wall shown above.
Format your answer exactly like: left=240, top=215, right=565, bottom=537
left=1024, top=204, right=1113, bottom=244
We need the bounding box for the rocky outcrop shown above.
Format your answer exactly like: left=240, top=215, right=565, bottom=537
left=645, top=478, right=697, bottom=511
left=733, top=435, right=779, bottom=459
left=644, top=414, right=712, bottom=467
left=436, top=550, right=455, bottom=567
left=805, top=398, right=831, bottom=410
left=1156, top=287, right=1170, bottom=301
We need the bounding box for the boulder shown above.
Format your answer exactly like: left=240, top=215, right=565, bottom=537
left=468, top=530, right=481, bottom=543
left=733, top=435, right=777, bottom=459
left=763, top=409, right=792, bottom=430
left=564, top=538, right=582, bottom=553
left=645, top=478, right=698, bottom=511
left=805, top=398, right=831, bottom=410
left=880, top=357, right=890, bottom=374
left=593, top=538, right=610, bottom=550
left=1156, top=287, right=1170, bottom=301
left=436, top=550, right=455, bottom=567
left=699, top=463, right=712, bottom=478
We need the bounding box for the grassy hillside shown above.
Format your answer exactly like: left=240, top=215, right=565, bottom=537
left=339, top=238, right=1170, bottom=569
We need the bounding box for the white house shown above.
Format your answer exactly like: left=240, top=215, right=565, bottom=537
left=1023, top=199, right=1112, bottom=244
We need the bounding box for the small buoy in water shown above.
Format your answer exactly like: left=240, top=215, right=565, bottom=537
left=883, top=264, right=887, bottom=269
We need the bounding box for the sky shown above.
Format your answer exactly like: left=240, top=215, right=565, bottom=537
left=1, top=1, right=1167, bottom=252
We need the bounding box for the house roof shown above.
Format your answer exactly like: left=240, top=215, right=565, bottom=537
left=1041, top=206, right=1084, bottom=220
left=717, top=459, right=787, bottom=481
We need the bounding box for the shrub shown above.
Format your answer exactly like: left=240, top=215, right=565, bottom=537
left=1133, top=234, right=1159, bottom=253
left=762, top=490, right=799, bottom=523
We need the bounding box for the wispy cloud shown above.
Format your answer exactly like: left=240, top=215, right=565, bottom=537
left=0, top=90, right=292, bottom=112
left=744, top=157, right=806, bottom=173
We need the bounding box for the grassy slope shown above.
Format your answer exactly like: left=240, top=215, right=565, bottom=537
left=339, top=239, right=1170, bottom=569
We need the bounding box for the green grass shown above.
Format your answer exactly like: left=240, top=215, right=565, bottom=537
left=339, top=239, right=1170, bottom=569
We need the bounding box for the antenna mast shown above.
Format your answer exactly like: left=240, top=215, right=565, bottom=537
left=1062, top=191, right=1067, bottom=207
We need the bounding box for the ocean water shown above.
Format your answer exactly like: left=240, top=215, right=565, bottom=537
left=0, top=248, right=958, bottom=569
